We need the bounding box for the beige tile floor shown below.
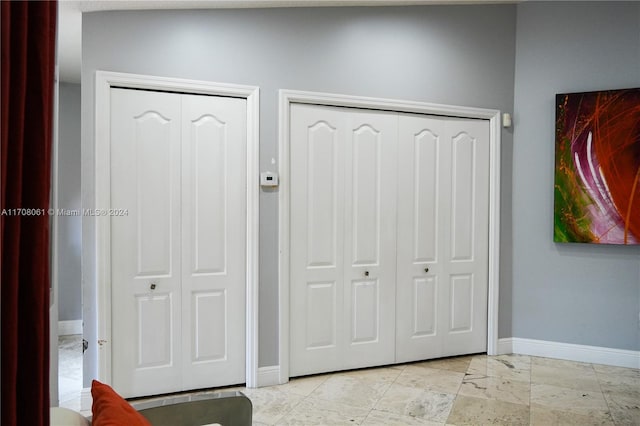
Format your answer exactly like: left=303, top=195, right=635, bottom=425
left=59, top=336, right=639, bottom=425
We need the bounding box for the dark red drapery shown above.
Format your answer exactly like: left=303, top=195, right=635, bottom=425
left=1, top=1, right=57, bottom=425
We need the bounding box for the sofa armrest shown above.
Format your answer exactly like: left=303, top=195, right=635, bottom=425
left=51, top=407, right=91, bottom=426
left=130, top=391, right=252, bottom=426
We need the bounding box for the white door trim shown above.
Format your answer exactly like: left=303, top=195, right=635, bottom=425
left=94, top=71, right=260, bottom=388
left=278, top=89, right=501, bottom=384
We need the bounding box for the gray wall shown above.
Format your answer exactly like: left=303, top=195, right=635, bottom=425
left=512, top=2, right=640, bottom=351
left=82, top=5, right=516, bottom=382
left=58, top=82, right=83, bottom=323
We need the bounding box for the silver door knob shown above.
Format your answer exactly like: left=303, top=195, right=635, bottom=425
left=364, top=271, right=369, bottom=277
left=150, top=283, right=157, bottom=290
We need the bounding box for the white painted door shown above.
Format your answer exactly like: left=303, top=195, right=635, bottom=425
left=289, top=104, right=490, bottom=376
left=110, top=88, right=246, bottom=397
left=290, top=104, right=398, bottom=376
left=180, top=94, right=247, bottom=390
left=396, top=114, right=489, bottom=363
left=111, top=89, right=182, bottom=397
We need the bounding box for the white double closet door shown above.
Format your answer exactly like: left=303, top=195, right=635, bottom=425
left=290, top=103, right=489, bottom=376
left=110, top=88, right=246, bottom=398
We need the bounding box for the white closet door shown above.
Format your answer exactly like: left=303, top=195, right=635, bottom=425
left=290, top=104, right=347, bottom=376
left=180, top=95, right=246, bottom=389
left=110, top=88, right=246, bottom=397
left=396, top=114, right=489, bottom=363
left=341, top=109, right=397, bottom=370
left=111, top=89, right=183, bottom=397
left=289, top=104, right=397, bottom=376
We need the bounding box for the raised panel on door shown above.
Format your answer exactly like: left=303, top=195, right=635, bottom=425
left=441, top=119, right=489, bottom=356
left=191, top=291, right=226, bottom=362
left=449, top=274, right=473, bottom=332
left=110, top=88, right=182, bottom=397
left=305, top=281, right=337, bottom=349
left=413, top=276, right=437, bottom=337
left=396, top=115, right=445, bottom=362
left=351, top=280, right=379, bottom=343
left=136, top=293, right=173, bottom=368
left=181, top=94, right=246, bottom=389
left=290, top=104, right=346, bottom=376
left=450, top=132, right=475, bottom=262
left=342, top=110, right=397, bottom=369
left=307, top=120, right=339, bottom=269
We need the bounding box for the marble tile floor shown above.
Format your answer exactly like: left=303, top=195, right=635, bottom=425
left=58, top=334, right=84, bottom=413
left=58, top=337, right=639, bottom=425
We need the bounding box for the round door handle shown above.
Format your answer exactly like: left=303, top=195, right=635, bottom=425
left=364, top=271, right=369, bottom=277
left=150, top=283, right=157, bottom=290
left=424, top=267, right=429, bottom=273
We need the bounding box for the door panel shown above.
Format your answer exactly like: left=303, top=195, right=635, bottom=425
left=351, top=124, right=381, bottom=265
left=306, top=281, right=337, bottom=349
left=306, top=121, right=339, bottom=268
left=351, top=280, right=379, bottom=343
left=290, top=105, right=346, bottom=375
left=135, top=112, right=174, bottom=276
left=451, top=132, right=476, bottom=261
left=111, top=89, right=182, bottom=397
left=191, top=290, right=226, bottom=362
left=396, top=116, right=445, bottom=362
left=441, top=119, right=489, bottom=356
left=450, top=274, right=473, bottom=332
left=190, top=114, right=227, bottom=274
left=181, top=94, right=246, bottom=389
left=342, top=110, right=397, bottom=369
left=413, top=129, right=439, bottom=263
left=413, top=276, right=437, bottom=337
left=136, top=293, right=173, bottom=368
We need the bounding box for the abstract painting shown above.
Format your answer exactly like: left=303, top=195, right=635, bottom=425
left=554, top=88, right=640, bottom=244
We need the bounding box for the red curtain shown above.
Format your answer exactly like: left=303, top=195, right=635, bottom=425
left=1, top=1, right=57, bottom=425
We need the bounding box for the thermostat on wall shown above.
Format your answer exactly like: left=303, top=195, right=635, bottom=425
left=260, top=171, right=279, bottom=187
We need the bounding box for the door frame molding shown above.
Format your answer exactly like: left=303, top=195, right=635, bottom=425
left=278, top=89, right=501, bottom=384
left=94, top=71, right=260, bottom=388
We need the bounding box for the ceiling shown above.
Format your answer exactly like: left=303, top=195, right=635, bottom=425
left=58, top=0, right=521, bottom=83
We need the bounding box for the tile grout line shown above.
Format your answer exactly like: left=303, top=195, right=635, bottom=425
left=268, top=373, right=333, bottom=425
left=444, top=357, right=473, bottom=425
left=362, top=365, right=406, bottom=424
left=592, top=363, right=616, bottom=425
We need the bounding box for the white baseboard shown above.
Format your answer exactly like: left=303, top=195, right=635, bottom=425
left=497, top=337, right=514, bottom=355
left=58, top=320, right=82, bottom=336
left=80, top=387, right=92, bottom=412
left=498, top=337, right=640, bottom=369
left=257, top=365, right=281, bottom=387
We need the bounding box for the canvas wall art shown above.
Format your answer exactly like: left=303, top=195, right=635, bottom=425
left=554, top=88, right=640, bottom=244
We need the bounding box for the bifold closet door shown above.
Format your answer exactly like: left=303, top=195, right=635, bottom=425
left=289, top=104, right=398, bottom=376
left=289, top=103, right=490, bottom=377
left=110, top=88, right=246, bottom=398
left=111, top=89, right=182, bottom=397
left=395, top=114, right=489, bottom=363
left=180, top=94, right=247, bottom=390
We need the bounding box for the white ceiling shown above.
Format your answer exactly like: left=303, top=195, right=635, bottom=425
left=58, top=0, right=521, bottom=83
